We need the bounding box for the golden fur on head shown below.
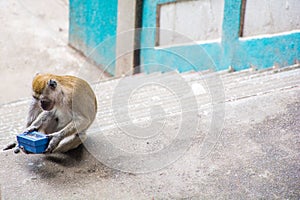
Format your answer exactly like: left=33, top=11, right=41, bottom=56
left=32, top=73, right=80, bottom=95
left=32, top=74, right=54, bottom=95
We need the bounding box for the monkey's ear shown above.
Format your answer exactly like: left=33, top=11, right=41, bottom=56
left=48, top=79, right=57, bottom=89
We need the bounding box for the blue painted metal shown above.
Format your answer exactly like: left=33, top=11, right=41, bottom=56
left=69, top=0, right=299, bottom=75
left=69, top=0, right=118, bottom=75
left=140, top=0, right=300, bottom=73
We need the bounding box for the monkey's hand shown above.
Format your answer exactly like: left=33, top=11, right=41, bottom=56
left=25, top=125, right=38, bottom=133
left=45, top=132, right=62, bottom=153
left=19, top=146, right=31, bottom=154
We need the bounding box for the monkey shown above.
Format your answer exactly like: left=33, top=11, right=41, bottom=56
left=21, top=73, right=97, bottom=153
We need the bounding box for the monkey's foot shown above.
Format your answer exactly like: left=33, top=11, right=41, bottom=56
left=19, top=146, right=32, bottom=154
left=14, top=147, right=20, bottom=154
left=45, top=133, right=62, bottom=153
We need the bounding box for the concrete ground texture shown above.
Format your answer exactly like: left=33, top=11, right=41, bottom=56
left=0, top=0, right=300, bottom=200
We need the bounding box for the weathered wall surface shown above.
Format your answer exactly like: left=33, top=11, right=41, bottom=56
left=69, top=0, right=300, bottom=75
left=243, top=0, right=300, bottom=37
left=141, top=0, right=300, bottom=73
left=69, top=0, right=118, bottom=75
left=159, top=0, right=300, bottom=45
left=159, top=0, right=224, bottom=46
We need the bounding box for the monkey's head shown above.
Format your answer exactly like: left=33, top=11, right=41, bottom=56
left=32, top=74, right=63, bottom=111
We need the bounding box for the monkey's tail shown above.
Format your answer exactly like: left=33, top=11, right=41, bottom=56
left=3, top=142, right=17, bottom=151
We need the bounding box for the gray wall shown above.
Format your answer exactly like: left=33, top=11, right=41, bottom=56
left=243, top=0, right=300, bottom=37
left=158, top=0, right=300, bottom=46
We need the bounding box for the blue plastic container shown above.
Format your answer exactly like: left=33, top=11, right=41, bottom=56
left=16, top=131, right=49, bottom=153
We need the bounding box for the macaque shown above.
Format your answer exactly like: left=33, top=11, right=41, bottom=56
left=24, top=73, right=97, bottom=153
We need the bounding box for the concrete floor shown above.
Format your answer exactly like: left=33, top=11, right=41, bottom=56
left=0, top=66, right=299, bottom=199
left=0, top=0, right=300, bottom=199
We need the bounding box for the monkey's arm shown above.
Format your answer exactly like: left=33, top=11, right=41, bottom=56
left=45, top=117, right=90, bottom=153
left=26, top=100, right=42, bottom=127
left=26, top=111, right=53, bottom=132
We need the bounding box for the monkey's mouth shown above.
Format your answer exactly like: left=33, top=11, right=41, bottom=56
left=40, top=99, right=54, bottom=111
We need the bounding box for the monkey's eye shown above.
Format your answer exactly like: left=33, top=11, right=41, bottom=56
left=48, top=79, right=57, bottom=89
left=32, top=95, right=39, bottom=100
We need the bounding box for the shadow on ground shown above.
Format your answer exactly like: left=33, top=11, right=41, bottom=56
left=24, top=145, right=114, bottom=181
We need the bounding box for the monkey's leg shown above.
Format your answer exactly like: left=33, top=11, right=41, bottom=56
left=45, top=118, right=91, bottom=153
left=52, top=132, right=87, bottom=153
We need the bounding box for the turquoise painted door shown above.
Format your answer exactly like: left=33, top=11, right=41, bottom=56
left=140, top=0, right=300, bottom=73
left=69, top=0, right=118, bottom=75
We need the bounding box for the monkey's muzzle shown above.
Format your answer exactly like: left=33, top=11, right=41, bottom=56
left=40, top=99, right=54, bottom=111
